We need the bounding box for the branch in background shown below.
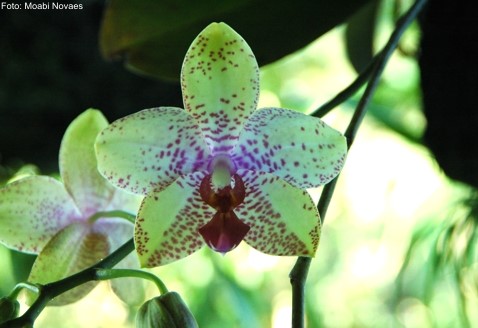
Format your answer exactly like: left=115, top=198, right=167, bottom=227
left=289, top=0, right=429, bottom=326
left=311, top=54, right=377, bottom=118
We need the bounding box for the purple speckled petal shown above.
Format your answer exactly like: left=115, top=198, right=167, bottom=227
left=181, top=22, right=260, bottom=154
left=60, top=109, right=124, bottom=217
left=95, top=107, right=212, bottom=195
left=236, top=169, right=320, bottom=257
left=0, top=176, right=82, bottom=253
left=95, top=218, right=144, bottom=305
left=135, top=171, right=214, bottom=267
left=232, top=108, right=347, bottom=189
left=27, top=222, right=109, bottom=305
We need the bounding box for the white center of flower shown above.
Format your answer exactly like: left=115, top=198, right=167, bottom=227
left=209, top=154, right=236, bottom=191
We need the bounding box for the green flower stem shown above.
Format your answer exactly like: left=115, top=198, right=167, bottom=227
left=87, top=210, right=136, bottom=224
left=0, top=238, right=134, bottom=328
left=8, top=282, right=40, bottom=300
left=311, top=53, right=377, bottom=118
left=289, top=0, right=428, bottom=327
left=96, top=268, right=168, bottom=295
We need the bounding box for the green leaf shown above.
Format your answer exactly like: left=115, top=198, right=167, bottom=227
left=344, top=0, right=380, bottom=73
left=100, top=0, right=373, bottom=80
left=0, top=176, right=81, bottom=253
left=236, top=169, right=320, bottom=256
left=95, top=107, right=211, bottom=195
left=182, top=22, right=259, bottom=154
left=27, top=222, right=109, bottom=305
left=135, top=171, right=214, bottom=267
left=232, top=108, right=347, bottom=189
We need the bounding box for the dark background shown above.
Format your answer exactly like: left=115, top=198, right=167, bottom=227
left=0, top=2, right=182, bottom=174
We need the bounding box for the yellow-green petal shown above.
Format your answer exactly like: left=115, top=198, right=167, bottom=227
left=236, top=169, right=320, bottom=256
left=60, top=109, right=121, bottom=216
left=181, top=22, right=260, bottom=154
left=232, top=108, right=347, bottom=189
left=96, top=107, right=211, bottom=195
left=0, top=176, right=81, bottom=253
left=27, top=222, right=109, bottom=305
left=135, top=172, right=214, bottom=267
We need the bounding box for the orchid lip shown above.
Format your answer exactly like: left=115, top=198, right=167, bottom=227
left=199, top=157, right=249, bottom=253
left=198, top=211, right=250, bottom=253
left=199, top=172, right=245, bottom=212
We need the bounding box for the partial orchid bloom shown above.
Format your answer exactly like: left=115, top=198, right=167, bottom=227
left=95, top=22, right=347, bottom=267
left=0, top=109, right=143, bottom=305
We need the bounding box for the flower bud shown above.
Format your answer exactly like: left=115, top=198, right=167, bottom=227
left=136, top=292, right=198, bottom=328
left=0, top=297, right=20, bottom=323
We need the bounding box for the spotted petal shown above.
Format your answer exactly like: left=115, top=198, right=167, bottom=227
left=236, top=169, right=320, bottom=256
left=27, top=222, right=109, bottom=305
left=232, top=108, right=347, bottom=189
left=181, top=22, right=260, bottom=154
left=135, top=171, right=214, bottom=267
left=60, top=109, right=122, bottom=216
left=0, top=176, right=82, bottom=253
left=95, top=107, right=211, bottom=195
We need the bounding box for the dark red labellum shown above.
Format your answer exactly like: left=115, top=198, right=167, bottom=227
left=198, top=173, right=249, bottom=253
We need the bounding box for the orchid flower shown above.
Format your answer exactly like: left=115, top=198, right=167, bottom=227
left=95, top=22, right=347, bottom=267
left=0, top=109, right=143, bottom=305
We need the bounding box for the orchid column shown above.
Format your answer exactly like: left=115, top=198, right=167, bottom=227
left=95, top=22, right=347, bottom=267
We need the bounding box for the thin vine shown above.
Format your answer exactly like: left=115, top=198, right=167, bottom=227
left=289, top=0, right=428, bottom=326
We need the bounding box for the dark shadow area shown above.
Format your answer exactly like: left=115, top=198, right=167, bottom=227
left=0, top=1, right=182, bottom=174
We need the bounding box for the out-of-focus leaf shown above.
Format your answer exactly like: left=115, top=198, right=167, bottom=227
left=344, top=0, right=380, bottom=72
left=100, top=0, right=372, bottom=80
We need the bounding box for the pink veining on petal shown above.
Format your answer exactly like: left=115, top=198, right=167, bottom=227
left=96, top=107, right=212, bottom=195
left=232, top=108, right=347, bottom=189
left=0, top=176, right=82, bottom=253
left=181, top=23, right=260, bottom=154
